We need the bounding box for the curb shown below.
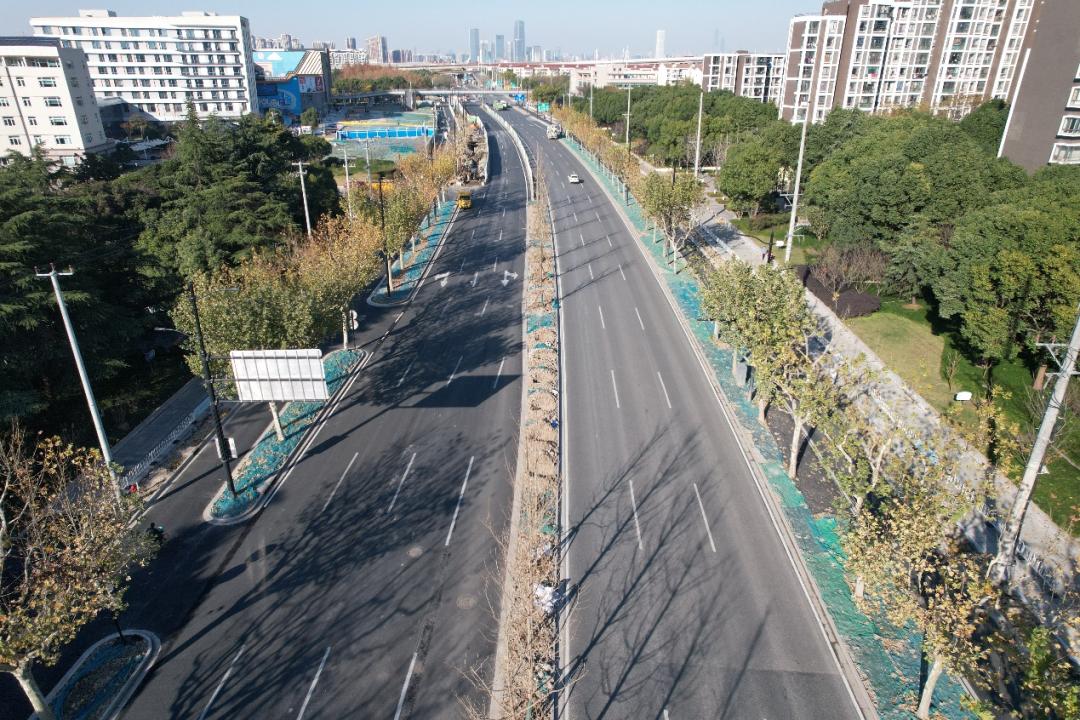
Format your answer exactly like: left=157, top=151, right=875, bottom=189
left=366, top=203, right=461, bottom=308
left=34, top=629, right=160, bottom=720
left=562, top=137, right=880, bottom=720
left=201, top=348, right=366, bottom=526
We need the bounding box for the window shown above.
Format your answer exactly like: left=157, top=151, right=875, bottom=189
left=0, top=98, right=6, bottom=107
left=1050, top=142, right=1080, bottom=164
left=44, top=97, right=62, bottom=107
left=1061, top=116, right=1080, bottom=137
left=9, top=136, right=21, bottom=146
left=21, top=98, right=30, bottom=107
left=49, top=116, right=68, bottom=126
left=38, top=76, right=57, bottom=87
left=15, top=77, right=25, bottom=87
left=27, top=117, right=37, bottom=126
left=54, top=135, right=71, bottom=145
left=1069, top=87, right=1080, bottom=109
left=32, top=135, right=43, bottom=145
left=2, top=117, right=14, bottom=126
left=70, top=77, right=79, bottom=87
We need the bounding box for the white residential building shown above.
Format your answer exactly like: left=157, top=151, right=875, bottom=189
left=330, top=49, right=368, bottom=69
left=0, top=37, right=108, bottom=165
left=703, top=51, right=786, bottom=105
left=30, top=9, right=257, bottom=123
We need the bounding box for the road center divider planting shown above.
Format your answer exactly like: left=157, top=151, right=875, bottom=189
left=203, top=348, right=363, bottom=524
left=557, top=130, right=977, bottom=719
left=367, top=198, right=459, bottom=307
left=487, top=146, right=561, bottom=718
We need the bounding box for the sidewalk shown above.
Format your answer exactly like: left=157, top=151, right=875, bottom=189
left=113, top=377, right=209, bottom=486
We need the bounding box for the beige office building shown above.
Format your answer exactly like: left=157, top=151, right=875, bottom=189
left=0, top=37, right=108, bottom=165
left=702, top=52, right=786, bottom=105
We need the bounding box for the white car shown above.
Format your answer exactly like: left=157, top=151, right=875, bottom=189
left=568, top=173, right=582, bottom=184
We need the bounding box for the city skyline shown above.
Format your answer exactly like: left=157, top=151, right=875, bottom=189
left=2, top=0, right=817, bottom=57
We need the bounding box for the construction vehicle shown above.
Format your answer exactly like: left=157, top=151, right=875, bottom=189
left=457, top=191, right=473, bottom=209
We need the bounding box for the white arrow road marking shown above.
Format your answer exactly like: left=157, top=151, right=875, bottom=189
left=436, top=271, right=450, bottom=287
left=502, top=269, right=518, bottom=286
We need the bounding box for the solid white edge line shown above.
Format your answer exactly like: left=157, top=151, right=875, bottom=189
left=447, top=355, right=463, bottom=385
left=445, top=455, right=475, bottom=546
left=396, top=358, right=415, bottom=387
left=198, top=643, right=246, bottom=720
left=295, top=645, right=331, bottom=720
left=393, top=653, right=418, bottom=720
left=693, top=483, right=718, bottom=554
left=610, top=369, right=620, bottom=409
left=598, top=305, right=606, bottom=330
left=628, top=479, right=644, bottom=551
left=494, top=356, right=505, bottom=389
left=386, top=452, right=417, bottom=513
left=657, top=371, right=673, bottom=409
left=322, top=452, right=359, bottom=513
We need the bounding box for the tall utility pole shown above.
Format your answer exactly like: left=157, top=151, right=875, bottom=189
left=693, top=90, right=704, bottom=178
left=991, top=303, right=1080, bottom=586
left=784, top=109, right=810, bottom=264
left=186, top=282, right=237, bottom=497
left=624, top=85, right=632, bottom=205
left=36, top=265, right=118, bottom=497
left=295, top=161, right=312, bottom=238
left=376, top=171, right=391, bottom=294
left=342, top=149, right=354, bottom=220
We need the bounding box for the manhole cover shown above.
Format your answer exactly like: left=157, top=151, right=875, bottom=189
left=407, top=545, right=424, bottom=558
left=456, top=594, right=477, bottom=610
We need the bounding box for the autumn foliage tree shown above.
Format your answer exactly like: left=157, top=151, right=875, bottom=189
left=0, top=431, right=154, bottom=720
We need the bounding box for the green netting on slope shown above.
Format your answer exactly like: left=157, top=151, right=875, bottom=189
left=561, top=136, right=976, bottom=720
left=527, top=313, right=555, bottom=333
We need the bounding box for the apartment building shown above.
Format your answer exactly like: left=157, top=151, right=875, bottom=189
left=998, top=0, right=1080, bottom=169
left=0, top=37, right=109, bottom=165
left=30, top=10, right=256, bottom=124
left=330, top=49, right=367, bottom=69
left=365, top=36, right=388, bottom=65
left=778, top=0, right=1063, bottom=124
left=702, top=51, right=786, bottom=105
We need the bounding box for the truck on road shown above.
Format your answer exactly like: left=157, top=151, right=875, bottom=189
left=546, top=124, right=562, bottom=140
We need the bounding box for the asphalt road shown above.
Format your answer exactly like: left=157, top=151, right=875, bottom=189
left=105, top=111, right=526, bottom=719
left=500, top=107, right=863, bottom=720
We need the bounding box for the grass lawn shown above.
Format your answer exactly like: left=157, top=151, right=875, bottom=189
left=331, top=159, right=396, bottom=182
left=848, top=299, right=1080, bottom=534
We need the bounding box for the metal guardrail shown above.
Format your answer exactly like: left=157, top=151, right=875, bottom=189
left=119, top=397, right=211, bottom=487
left=481, top=105, right=534, bottom=201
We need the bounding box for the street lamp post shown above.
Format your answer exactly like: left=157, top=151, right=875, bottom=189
left=376, top=171, right=391, bottom=294
left=624, top=85, right=632, bottom=205
left=186, top=282, right=238, bottom=497
left=343, top=148, right=354, bottom=220
left=295, top=160, right=312, bottom=238
left=36, top=264, right=118, bottom=497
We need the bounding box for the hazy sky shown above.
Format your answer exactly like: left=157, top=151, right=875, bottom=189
left=4, top=0, right=820, bottom=56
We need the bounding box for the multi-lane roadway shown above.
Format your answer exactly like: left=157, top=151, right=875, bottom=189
left=500, top=107, right=864, bottom=720
left=115, top=109, right=528, bottom=719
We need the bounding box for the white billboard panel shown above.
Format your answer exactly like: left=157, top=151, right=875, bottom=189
left=229, top=349, right=329, bottom=402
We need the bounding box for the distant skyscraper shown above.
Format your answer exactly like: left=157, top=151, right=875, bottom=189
left=365, top=35, right=388, bottom=64
left=655, top=29, right=666, bottom=59
left=469, top=28, right=480, bottom=64
left=513, top=20, right=525, bottom=62
left=495, top=34, right=505, bottom=61
left=346, top=37, right=357, bottom=50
